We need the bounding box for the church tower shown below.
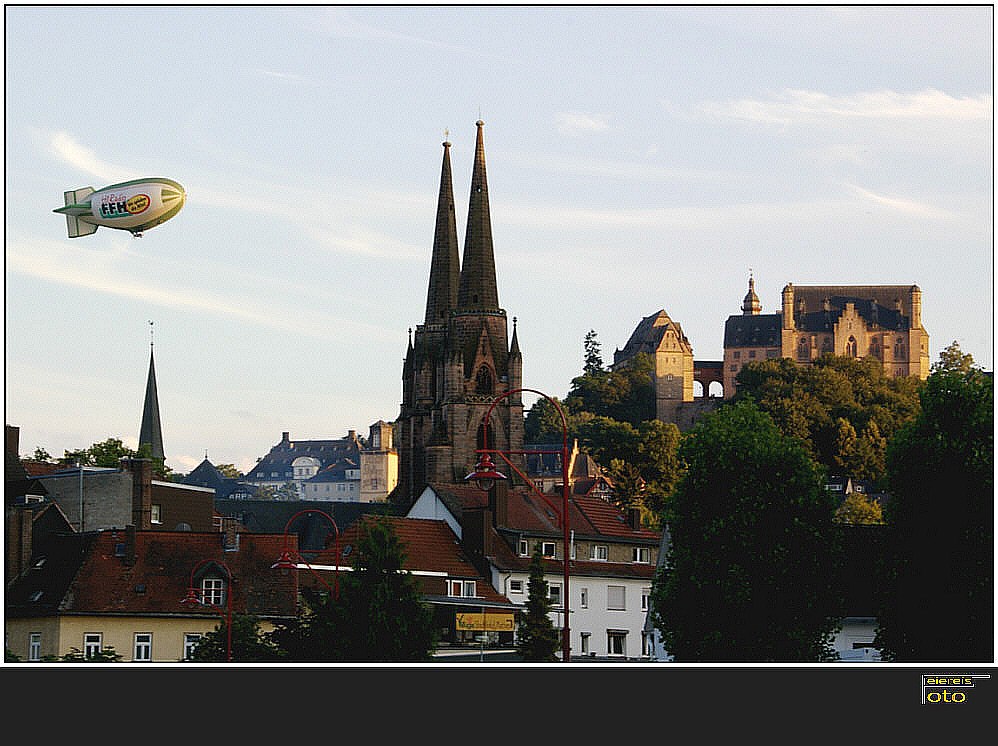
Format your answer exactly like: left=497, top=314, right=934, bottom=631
left=138, top=323, right=165, bottom=462
left=396, top=122, right=524, bottom=505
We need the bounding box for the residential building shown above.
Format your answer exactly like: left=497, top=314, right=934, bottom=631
left=244, top=425, right=396, bottom=503
left=408, top=481, right=661, bottom=660
left=311, top=515, right=519, bottom=649
left=31, top=457, right=215, bottom=533
left=5, top=526, right=297, bottom=662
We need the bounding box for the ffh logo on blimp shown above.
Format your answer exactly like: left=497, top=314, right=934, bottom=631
left=54, top=177, right=185, bottom=238
left=921, top=674, right=991, bottom=704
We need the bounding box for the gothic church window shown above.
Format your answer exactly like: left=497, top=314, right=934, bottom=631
left=475, top=366, right=494, bottom=394
left=847, top=336, right=858, bottom=357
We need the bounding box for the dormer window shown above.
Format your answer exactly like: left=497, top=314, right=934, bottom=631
left=448, top=580, right=476, bottom=598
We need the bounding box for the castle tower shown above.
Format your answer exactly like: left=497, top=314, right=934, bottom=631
left=396, top=122, right=524, bottom=505
left=138, top=324, right=164, bottom=462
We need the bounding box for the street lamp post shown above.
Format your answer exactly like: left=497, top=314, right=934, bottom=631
left=181, top=558, right=234, bottom=662
left=465, top=388, right=572, bottom=663
left=270, top=508, right=341, bottom=601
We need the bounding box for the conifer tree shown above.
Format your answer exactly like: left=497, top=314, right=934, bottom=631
left=516, top=545, right=561, bottom=662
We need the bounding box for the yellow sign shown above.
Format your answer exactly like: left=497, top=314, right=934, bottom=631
left=455, top=612, right=515, bottom=632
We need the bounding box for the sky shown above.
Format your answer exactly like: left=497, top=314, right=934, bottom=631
left=4, top=4, right=994, bottom=476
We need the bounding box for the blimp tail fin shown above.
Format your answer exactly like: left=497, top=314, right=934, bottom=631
left=57, top=187, right=98, bottom=238
left=65, top=214, right=99, bottom=238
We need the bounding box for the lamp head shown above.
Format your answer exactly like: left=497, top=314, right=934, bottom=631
left=181, top=588, right=202, bottom=607
left=270, top=549, right=297, bottom=572
left=464, top=453, right=507, bottom=492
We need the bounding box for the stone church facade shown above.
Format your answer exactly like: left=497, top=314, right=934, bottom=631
left=395, top=122, right=524, bottom=506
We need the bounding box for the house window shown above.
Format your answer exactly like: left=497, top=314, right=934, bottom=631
left=607, top=630, right=627, bottom=656
left=133, top=633, right=152, bottom=662
left=518, top=540, right=528, bottom=557
left=607, top=585, right=626, bottom=610
left=632, top=546, right=650, bottom=564
left=202, top=577, right=225, bottom=607
left=84, top=633, right=102, bottom=659
left=448, top=580, right=476, bottom=598
left=509, top=579, right=524, bottom=594
left=184, top=633, right=203, bottom=661
left=548, top=584, right=562, bottom=608
left=541, top=542, right=556, bottom=559
left=581, top=632, right=591, bottom=655
left=590, top=544, right=608, bottom=561
left=642, top=587, right=651, bottom=612
left=29, top=633, right=41, bottom=662
left=580, top=587, right=588, bottom=608
left=151, top=504, right=162, bottom=524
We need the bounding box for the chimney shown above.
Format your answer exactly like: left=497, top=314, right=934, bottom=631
left=489, top=479, right=509, bottom=528
left=124, top=524, right=137, bottom=566
left=6, top=424, right=19, bottom=458
left=221, top=515, right=240, bottom=552
left=627, top=506, right=642, bottom=530
left=121, top=457, right=153, bottom=530
left=5, top=506, right=34, bottom=584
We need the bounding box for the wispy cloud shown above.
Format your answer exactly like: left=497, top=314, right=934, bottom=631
left=842, top=182, right=955, bottom=219
left=691, top=88, right=992, bottom=126
left=310, top=7, right=477, bottom=55
left=5, top=234, right=399, bottom=341
left=555, top=111, right=611, bottom=136
left=44, top=130, right=142, bottom=183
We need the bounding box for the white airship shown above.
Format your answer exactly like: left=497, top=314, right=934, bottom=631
left=54, top=177, right=186, bottom=237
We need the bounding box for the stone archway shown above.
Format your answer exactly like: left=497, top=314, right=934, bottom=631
left=693, top=361, right=724, bottom=399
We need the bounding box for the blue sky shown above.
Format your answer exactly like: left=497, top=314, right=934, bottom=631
left=5, top=5, right=993, bottom=475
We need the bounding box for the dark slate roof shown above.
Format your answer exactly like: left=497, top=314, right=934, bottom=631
left=723, top=313, right=782, bottom=347
left=213, top=499, right=396, bottom=552
left=178, top=459, right=258, bottom=500
left=795, top=296, right=908, bottom=333
left=247, top=432, right=362, bottom=481
left=613, top=309, right=689, bottom=364
left=6, top=531, right=97, bottom=615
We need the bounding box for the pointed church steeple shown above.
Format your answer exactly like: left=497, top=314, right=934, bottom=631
left=457, top=120, right=499, bottom=311
left=424, top=136, right=461, bottom=325
left=139, top=323, right=165, bottom=462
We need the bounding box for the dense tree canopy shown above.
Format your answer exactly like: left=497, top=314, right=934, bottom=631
left=650, top=400, right=846, bottom=661
left=732, top=354, right=922, bottom=486
left=873, top=352, right=993, bottom=662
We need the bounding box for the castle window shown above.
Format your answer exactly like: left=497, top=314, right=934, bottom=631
left=475, top=366, right=494, bottom=394
left=797, top=337, right=809, bottom=359
left=847, top=336, right=858, bottom=357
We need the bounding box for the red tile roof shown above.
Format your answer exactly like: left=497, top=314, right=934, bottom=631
left=67, top=530, right=297, bottom=618
left=308, top=516, right=513, bottom=607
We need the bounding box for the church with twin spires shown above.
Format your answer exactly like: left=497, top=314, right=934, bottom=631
left=395, top=121, right=524, bottom=506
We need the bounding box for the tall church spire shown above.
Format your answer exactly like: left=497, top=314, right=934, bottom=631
left=139, top=322, right=165, bottom=462
left=423, top=136, right=460, bottom=325
left=457, top=120, right=499, bottom=311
